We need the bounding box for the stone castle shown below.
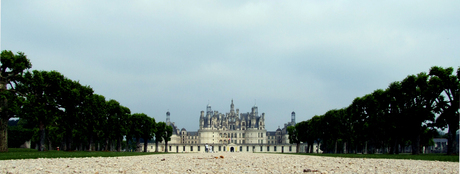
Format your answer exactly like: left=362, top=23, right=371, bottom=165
left=144, top=100, right=318, bottom=153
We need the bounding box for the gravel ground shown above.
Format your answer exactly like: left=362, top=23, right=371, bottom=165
left=0, top=152, right=458, bottom=173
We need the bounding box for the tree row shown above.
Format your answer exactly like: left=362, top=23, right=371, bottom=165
left=0, top=50, right=172, bottom=152
left=288, top=66, right=459, bottom=155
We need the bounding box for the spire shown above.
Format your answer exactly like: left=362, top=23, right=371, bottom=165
left=230, top=99, right=235, bottom=112
left=166, top=110, right=171, bottom=126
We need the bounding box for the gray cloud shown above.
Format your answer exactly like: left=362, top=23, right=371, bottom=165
left=2, top=0, right=459, bottom=131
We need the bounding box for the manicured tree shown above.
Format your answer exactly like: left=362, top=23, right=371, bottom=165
left=429, top=66, right=459, bottom=155
left=387, top=81, right=406, bottom=154
left=58, top=79, right=94, bottom=151
left=297, top=120, right=312, bottom=153
left=308, top=115, right=323, bottom=153
left=116, top=106, right=130, bottom=152
left=141, top=116, right=156, bottom=153
left=287, top=125, right=300, bottom=153
left=81, top=94, right=106, bottom=151
left=103, top=100, right=116, bottom=151
left=349, top=96, right=371, bottom=154
left=0, top=50, right=32, bottom=152
left=322, top=109, right=345, bottom=153
left=400, top=73, right=439, bottom=155
left=18, top=70, right=64, bottom=151
left=294, top=121, right=307, bottom=152
left=103, top=100, right=121, bottom=151
left=163, top=125, right=172, bottom=153
left=370, top=89, right=391, bottom=153
left=154, top=122, right=166, bottom=152
left=128, top=113, right=144, bottom=152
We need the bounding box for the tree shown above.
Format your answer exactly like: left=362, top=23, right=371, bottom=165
left=127, top=113, right=145, bottom=152
left=287, top=125, right=300, bottom=153
left=58, top=79, right=94, bottom=151
left=429, top=66, right=459, bottom=155
left=154, top=122, right=166, bottom=152
left=0, top=50, right=32, bottom=152
left=18, top=70, right=64, bottom=151
left=80, top=94, right=106, bottom=151
left=104, top=100, right=130, bottom=152
left=400, top=73, right=439, bottom=155
left=163, top=125, right=173, bottom=153
left=141, top=116, right=155, bottom=153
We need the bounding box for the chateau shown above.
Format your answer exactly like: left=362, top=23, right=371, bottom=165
left=144, top=100, right=317, bottom=153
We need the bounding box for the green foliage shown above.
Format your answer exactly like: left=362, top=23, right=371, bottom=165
left=291, top=153, right=459, bottom=162
left=0, top=50, right=32, bottom=152
left=0, top=148, right=162, bottom=160
left=299, top=66, right=459, bottom=155
left=7, top=125, right=33, bottom=148
left=155, top=122, right=166, bottom=143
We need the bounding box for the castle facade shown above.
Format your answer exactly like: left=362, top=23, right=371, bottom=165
left=145, top=100, right=314, bottom=153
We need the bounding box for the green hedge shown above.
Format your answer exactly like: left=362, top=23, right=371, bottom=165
left=8, top=126, right=33, bottom=148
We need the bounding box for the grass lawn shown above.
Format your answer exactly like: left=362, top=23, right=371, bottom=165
left=0, top=148, right=163, bottom=160
left=290, top=153, right=459, bottom=162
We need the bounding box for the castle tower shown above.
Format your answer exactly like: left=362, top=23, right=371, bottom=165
left=166, top=111, right=171, bottom=126
left=230, top=99, right=235, bottom=113
left=207, top=104, right=212, bottom=116
left=291, top=111, right=296, bottom=124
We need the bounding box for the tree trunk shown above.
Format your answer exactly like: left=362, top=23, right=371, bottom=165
left=343, top=142, right=347, bottom=154
left=104, top=138, right=109, bottom=151
left=143, top=138, right=148, bottom=153
left=310, top=143, right=314, bottom=153
left=136, top=137, right=141, bottom=152
left=47, top=132, right=53, bottom=151
left=296, top=142, right=300, bottom=153
left=155, top=140, right=159, bottom=152
left=65, top=130, right=73, bottom=151
left=117, top=136, right=122, bottom=152
left=39, top=121, right=45, bottom=151
left=446, top=122, right=457, bottom=155
left=165, top=140, right=169, bottom=153
left=0, top=117, right=8, bottom=152
left=364, top=141, right=367, bottom=154
left=412, top=133, right=420, bottom=155
left=88, top=133, right=93, bottom=152
left=0, top=88, right=9, bottom=152
left=334, top=140, right=337, bottom=154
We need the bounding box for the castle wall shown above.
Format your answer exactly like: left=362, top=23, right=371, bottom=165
left=142, top=142, right=322, bottom=153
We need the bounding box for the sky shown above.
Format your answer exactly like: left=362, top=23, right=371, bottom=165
left=1, top=1, right=459, bottom=131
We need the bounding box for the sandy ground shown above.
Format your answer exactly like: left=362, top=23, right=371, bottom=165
left=0, top=152, right=458, bottom=173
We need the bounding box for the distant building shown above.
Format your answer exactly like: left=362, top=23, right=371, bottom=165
left=145, top=100, right=319, bottom=153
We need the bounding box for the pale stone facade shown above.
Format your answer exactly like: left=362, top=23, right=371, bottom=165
left=145, top=100, right=321, bottom=153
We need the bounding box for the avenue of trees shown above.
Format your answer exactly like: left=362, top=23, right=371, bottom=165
left=288, top=66, right=459, bottom=155
left=0, top=50, right=172, bottom=152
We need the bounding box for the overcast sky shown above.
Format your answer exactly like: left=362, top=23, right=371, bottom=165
left=2, top=1, right=459, bottom=131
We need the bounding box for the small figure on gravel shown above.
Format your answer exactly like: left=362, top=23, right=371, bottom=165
left=210, top=145, right=213, bottom=153
left=205, top=144, right=208, bottom=153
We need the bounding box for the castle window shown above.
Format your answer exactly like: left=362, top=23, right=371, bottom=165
left=198, top=146, right=200, bottom=151
left=191, top=146, right=193, bottom=151
left=274, top=146, right=277, bottom=152
left=267, top=146, right=270, bottom=151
